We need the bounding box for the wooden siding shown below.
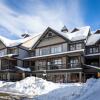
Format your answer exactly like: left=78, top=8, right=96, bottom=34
left=37, top=36, right=66, bottom=48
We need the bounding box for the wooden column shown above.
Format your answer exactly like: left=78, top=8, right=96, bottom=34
left=65, top=73, right=68, bottom=83
left=22, top=72, right=25, bottom=79
left=79, top=72, right=82, bottom=82
left=68, top=73, right=71, bottom=82
left=7, top=72, right=10, bottom=81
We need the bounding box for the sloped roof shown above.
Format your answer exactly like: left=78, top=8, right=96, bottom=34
left=0, top=26, right=90, bottom=50
left=86, top=33, right=100, bottom=46
left=58, top=26, right=90, bottom=41
left=0, top=35, right=33, bottom=47
left=21, top=34, right=42, bottom=50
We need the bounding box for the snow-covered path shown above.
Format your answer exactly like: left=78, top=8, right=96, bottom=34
left=0, top=77, right=99, bottom=100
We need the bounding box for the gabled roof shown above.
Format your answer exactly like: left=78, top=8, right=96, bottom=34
left=32, top=27, right=70, bottom=49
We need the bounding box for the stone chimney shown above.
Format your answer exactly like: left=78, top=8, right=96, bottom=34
left=61, top=25, right=68, bottom=33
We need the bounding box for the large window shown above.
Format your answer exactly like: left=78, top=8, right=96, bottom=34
left=38, top=60, right=46, bottom=70
left=0, top=51, right=5, bottom=56
left=88, top=47, right=99, bottom=54
left=51, top=45, right=62, bottom=54
left=39, top=44, right=62, bottom=56
left=70, top=44, right=75, bottom=51
left=70, top=43, right=82, bottom=51
left=40, top=47, right=50, bottom=55
left=8, top=48, right=18, bottom=54
left=69, top=57, right=80, bottom=68
left=0, top=49, right=6, bottom=56
left=47, top=59, right=62, bottom=69
left=76, top=43, right=82, bottom=50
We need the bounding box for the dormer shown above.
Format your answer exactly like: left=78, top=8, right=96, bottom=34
left=61, top=25, right=68, bottom=33
left=95, top=30, right=100, bottom=34
left=71, top=28, right=79, bottom=33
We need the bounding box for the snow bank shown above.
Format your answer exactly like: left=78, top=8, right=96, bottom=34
left=0, top=77, right=100, bottom=100
left=0, top=76, right=60, bottom=96
left=74, top=78, right=100, bottom=100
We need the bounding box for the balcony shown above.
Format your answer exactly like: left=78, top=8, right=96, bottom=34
left=33, top=63, right=81, bottom=71
left=85, top=46, right=100, bottom=55
left=67, top=63, right=81, bottom=68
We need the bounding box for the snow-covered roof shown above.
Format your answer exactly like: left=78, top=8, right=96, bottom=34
left=58, top=26, right=90, bottom=41
left=15, top=66, right=31, bottom=72
left=21, top=34, right=42, bottom=50
left=0, top=26, right=90, bottom=49
left=0, top=35, right=32, bottom=47
left=86, top=33, right=100, bottom=46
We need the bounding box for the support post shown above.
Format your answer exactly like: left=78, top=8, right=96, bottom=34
left=7, top=72, right=10, bottom=81
left=22, top=72, right=25, bottom=79
left=79, top=72, right=82, bottom=82
left=65, top=73, right=68, bottom=83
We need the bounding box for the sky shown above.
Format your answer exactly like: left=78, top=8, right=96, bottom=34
left=0, top=0, right=100, bottom=39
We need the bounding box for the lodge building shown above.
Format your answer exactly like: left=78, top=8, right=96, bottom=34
left=0, top=26, right=99, bottom=82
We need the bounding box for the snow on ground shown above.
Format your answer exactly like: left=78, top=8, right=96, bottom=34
left=0, top=77, right=99, bottom=100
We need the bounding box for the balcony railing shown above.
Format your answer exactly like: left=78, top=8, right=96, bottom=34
left=33, top=63, right=81, bottom=71
left=67, top=63, right=81, bottom=68
left=85, top=46, right=100, bottom=55
left=1, top=65, right=16, bottom=70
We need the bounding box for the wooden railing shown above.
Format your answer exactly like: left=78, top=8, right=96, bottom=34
left=34, top=63, right=81, bottom=71
left=85, top=46, right=100, bottom=55
left=67, top=63, right=81, bottom=68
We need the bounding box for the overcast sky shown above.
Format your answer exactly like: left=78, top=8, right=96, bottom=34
left=0, top=0, right=100, bottom=39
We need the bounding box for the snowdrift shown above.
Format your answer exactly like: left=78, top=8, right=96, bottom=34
left=0, top=77, right=99, bottom=100
left=0, top=76, right=59, bottom=96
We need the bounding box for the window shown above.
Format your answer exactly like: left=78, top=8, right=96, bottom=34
left=0, top=51, right=5, bottom=56
left=70, top=44, right=75, bottom=51
left=40, top=47, right=50, bottom=55
left=38, top=60, right=46, bottom=70
left=45, top=32, right=55, bottom=38
left=38, top=44, right=63, bottom=56
left=51, top=45, right=62, bottom=54
left=47, top=59, right=62, bottom=69
left=76, top=43, right=82, bottom=50
left=8, top=48, right=18, bottom=54
left=70, top=43, right=82, bottom=51
left=89, top=48, right=93, bottom=54
left=89, top=47, right=99, bottom=54
left=93, top=47, right=99, bottom=53
left=69, top=57, right=79, bottom=68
